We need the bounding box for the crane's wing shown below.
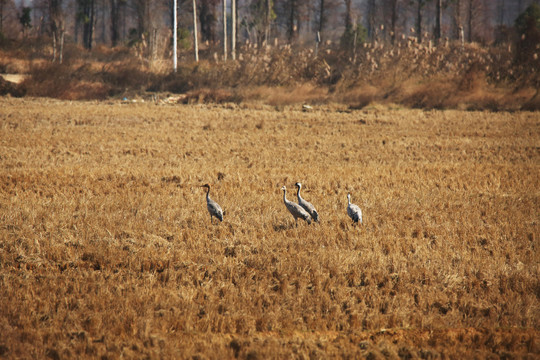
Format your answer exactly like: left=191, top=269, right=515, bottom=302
left=298, top=197, right=319, bottom=222
left=286, top=201, right=311, bottom=224
left=348, top=204, right=362, bottom=223
left=207, top=199, right=224, bottom=221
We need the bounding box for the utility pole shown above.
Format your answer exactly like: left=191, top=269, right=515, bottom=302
left=173, top=0, right=177, bottom=71
left=223, top=0, right=227, bottom=60
left=193, top=0, right=199, bottom=62
left=232, top=0, right=236, bottom=60
left=315, top=31, right=320, bottom=56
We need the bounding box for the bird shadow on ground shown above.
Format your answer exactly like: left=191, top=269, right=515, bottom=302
left=272, top=222, right=297, bottom=232
left=273, top=222, right=312, bottom=232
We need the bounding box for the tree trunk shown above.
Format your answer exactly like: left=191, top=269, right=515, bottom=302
left=152, top=27, right=157, bottom=60
left=49, top=0, right=64, bottom=61
left=121, top=1, right=126, bottom=41
left=344, top=0, right=352, bottom=30
left=53, top=31, right=57, bottom=61
left=435, top=0, right=442, bottom=43
left=223, top=0, right=227, bottom=60
left=367, top=0, right=375, bottom=40
left=416, top=0, right=423, bottom=43
left=136, top=0, right=144, bottom=38
left=89, top=0, right=95, bottom=49
left=59, top=29, right=64, bottom=63
left=453, top=0, right=461, bottom=39
left=0, top=0, right=4, bottom=34
left=143, top=0, right=150, bottom=39
left=199, top=0, right=217, bottom=43
left=497, top=0, right=505, bottom=26
left=467, top=0, right=473, bottom=42
left=75, top=11, right=79, bottom=43
left=100, top=3, right=106, bottom=44
left=295, top=0, right=302, bottom=37
left=317, top=0, right=325, bottom=40
left=80, top=0, right=96, bottom=50
left=110, top=0, right=120, bottom=47
left=265, top=0, right=271, bottom=45
left=391, top=0, right=397, bottom=45
left=287, top=0, right=298, bottom=43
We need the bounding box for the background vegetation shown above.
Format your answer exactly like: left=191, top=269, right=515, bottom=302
left=0, top=98, right=538, bottom=358
left=1, top=2, right=539, bottom=110
left=1, top=35, right=539, bottom=111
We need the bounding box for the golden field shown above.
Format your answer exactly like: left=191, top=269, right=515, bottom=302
left=0, top=97, right=538, bottom=359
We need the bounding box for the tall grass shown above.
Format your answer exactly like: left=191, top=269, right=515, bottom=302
left=4, top=39, right=538, bottom=109
left=0, top=98, right=538, bottom=358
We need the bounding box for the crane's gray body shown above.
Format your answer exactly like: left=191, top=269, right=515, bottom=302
left=295, top=182, right=319, bottom=222
left=282, top=186, right=311, bottom=225
left=203, top=184, right=223, bottom=224
left=347, top=194, right=362, bottom=224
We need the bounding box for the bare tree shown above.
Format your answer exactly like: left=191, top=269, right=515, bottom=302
left=412, top=0, right=428, bottom=43
left=19, top=0, right=529, bottom=61
left=199, top=0, right=219, bottom=43
left=275, top=0, right=309, bottom=44
left=366, top=0, right=375, bottom=40
left=77, top=0, right=96, bottom=49
left=465, top=0, right=490, bottom=43
left=109, top=0, right=123, bottom=46
left=343, top=0, right=351, bottom=30
left=265, top=0, right=271, bottom=44
left=244, top=0, right=275, bottom=46
left=222, top=0, right=227, bottom=59
left=435, top=0, right=442, bottom=43
left=98, top=0, right=106, bottom=44
left=315, top=0, right=330, bottom=42
left=286, top=0, right=299, bottom=43
left=451, top=0, right=462, bottom=39
left=0, top=0, right=19, bottom=38
left=48, top=0, right=65, bottom=62
left=134, top=0, right=150, bottom=40
left=390, top=0, right=399, bottom=44
left=496, top=0, right=505, bottom=26
left=19, top=5, right=32, bottom=38
left=467, top=0, right=473, bottom=41
left=0, top=0, right=6, bottom=33
left=380, top=0, right=400, bottom=44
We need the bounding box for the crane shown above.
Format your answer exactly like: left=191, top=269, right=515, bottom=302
left=202, top=184, right=223, bottom=224
left=347, top=193, right=363, bottom=225
left=295, top=182, right=319, bottom=222
left=281, top=186, right=311, bottom=226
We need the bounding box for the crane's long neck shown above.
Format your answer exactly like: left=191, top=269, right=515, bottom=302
left=347, top=194, right=351, bottom=205
left=206, top=188, right=210, bottom=200
left=283, top=189, right=288, bottom=204
left=296, top=185, right=302, bottom=200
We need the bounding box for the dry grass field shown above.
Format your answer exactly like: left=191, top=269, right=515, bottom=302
left=0, top=97, right=538, bottom=359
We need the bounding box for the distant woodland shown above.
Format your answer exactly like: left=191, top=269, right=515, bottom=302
left=0, top=0, right=538, bottom=59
